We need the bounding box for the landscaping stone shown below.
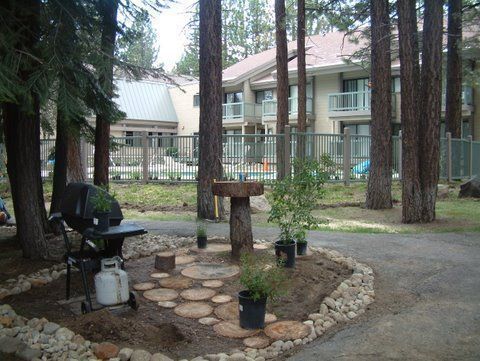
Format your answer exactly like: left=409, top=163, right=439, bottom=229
left=199, top=317, right=221, bottom=326
left=15, top=346, right=42, bottom=360
left=130, top=349, right=152, bottom=361
left=42, top=322, right=60, bottom=335
left=94, top=342, right=119, bottom=359
left=55, top=327, right=75, bottom=341
left=151, top=352, right=174, bottom=361
left=0, top=336, right=25, bottom=353
left=459, top=176, right=480, bottom=198
left=119, top=347, right=134, bottom=361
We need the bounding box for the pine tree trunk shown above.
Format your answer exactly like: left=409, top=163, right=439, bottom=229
left=50, top=109, right=68, bottom=218
left=397, top=0, right=422, bottom=223
left=445, top=0, right=463, bottom=139
left=3, top=100, right=49, bottom=259
left=197, top=0, right=224, bottom=220
left=67, top=132, right=86, bottom=183
left=275, top=0, right=289, bottom=179
left=419, top=0, right=443, bottom=222
left=296, top=0, right=307, bottom=160
left=365, top=0, right=392, bottom=209
left=94, top=0, right=119, bottom=187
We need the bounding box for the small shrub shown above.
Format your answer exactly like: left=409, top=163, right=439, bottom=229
left=90, top=186, right=113, bottom=213
left=240, top=253, right=289, bottom=302
left=196, top=222, right=207, bottom=237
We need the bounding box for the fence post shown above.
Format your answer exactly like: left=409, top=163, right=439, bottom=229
left=398, top=131, right=402, bottom=181
left=446, top=132, right=452, bottom=183
left=468, top=135, right=473, bottom=179
left=80, top=137, right=88, bottom=180
left=142, top=131, right=149, bottom=184
left=284, top=125, right=291, bottom=177
left=343, top=127, right=351, bottom=186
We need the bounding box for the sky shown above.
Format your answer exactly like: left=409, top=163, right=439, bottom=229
left=149, top=0, right=197, bottom=71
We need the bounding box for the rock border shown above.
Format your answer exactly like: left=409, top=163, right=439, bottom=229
left=0, top=236, right=375, bottom=361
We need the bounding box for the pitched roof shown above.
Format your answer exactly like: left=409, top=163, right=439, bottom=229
left=114, top=78, right=178, bottom=122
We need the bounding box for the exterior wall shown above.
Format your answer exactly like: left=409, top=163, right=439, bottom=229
left=169, top=83, right=200, bottom=136
left=242, top=80, right=256, bottom=104
left=312, top=73, right=341, bottom=133
left=474, top=63, right=480, bottom=141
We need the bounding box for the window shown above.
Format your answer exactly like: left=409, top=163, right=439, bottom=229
left=343, top=78, right=369, bottom=93
left=193, top=94, right=200, bottom=107
left=125, top=131, right=142, bottom=147
left=224, top=92, right=243, bottom=104
left=255, top=90, right=273, bottom=104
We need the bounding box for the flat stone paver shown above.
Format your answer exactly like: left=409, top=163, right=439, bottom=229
left=137, top=220, right=480, bottom=361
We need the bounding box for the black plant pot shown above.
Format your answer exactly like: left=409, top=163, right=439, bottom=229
left=197, top=236, right=207, bottom=249
left=238, top=290, right=266, bottom=329
left=275, top=240, right=296, bottom=268
left=296, top=242, right=308, bottom=256
left=93, top=211, right=110, bottom=233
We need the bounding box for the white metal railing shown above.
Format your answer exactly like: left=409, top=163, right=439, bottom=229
left=328, top=91, right=371, bottom=112
left=222, top=102, right=262, bottom=121
left=262, top=97, right=314, bottom=117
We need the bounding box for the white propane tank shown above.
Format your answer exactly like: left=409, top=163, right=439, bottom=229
left=94, top=256, right=130, bottom=306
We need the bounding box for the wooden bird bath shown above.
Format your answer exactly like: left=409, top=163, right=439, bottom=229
left=212, top=181, right=264, bottom=260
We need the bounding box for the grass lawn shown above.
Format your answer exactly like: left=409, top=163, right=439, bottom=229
left=1, top=180, right=478, bottom=234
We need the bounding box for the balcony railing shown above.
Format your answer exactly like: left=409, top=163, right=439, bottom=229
left=262, top=97, right=314, bottom=117
left=222, top=102, right=262, bottom=121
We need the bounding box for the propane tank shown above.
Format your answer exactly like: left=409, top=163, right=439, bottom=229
left=94, top=257, right=130, bottom=306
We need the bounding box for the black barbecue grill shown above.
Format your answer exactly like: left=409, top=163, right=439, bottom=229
left=50, top=182, right=147, bottom=313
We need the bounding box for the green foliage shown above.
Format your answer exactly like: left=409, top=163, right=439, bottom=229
left=116, top=10, right=160, bottom=69
left=91, top=186, right=113, bottom=213
left=268, top=158, right=326, bottom=244
left=196, top=222, right=207, bottom=237
left=166, top=147, right=179, bottom=158
left=240, top=253, right=289, bottom=302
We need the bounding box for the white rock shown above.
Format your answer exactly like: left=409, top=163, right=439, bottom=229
left=323, top=297, right=336, bottom=309
left=308, top=313, right=322, bottom=321
left=347, top=311, right=356, bottom=319
left=151, top=352, right=173, bottom=361
left=319, top=304, right=328, bottom=315
left=43, top=322, right=60, bottom=335
left=293, top=339, right=302, bottom=346
left=119, top=348, right=134, bottom=361
left=228, top=352, right=246, bottom=360
left=130, top=349, right=152, bottom=361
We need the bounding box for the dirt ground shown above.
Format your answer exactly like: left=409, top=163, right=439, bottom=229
left=6, top=243, right=351, bottom=359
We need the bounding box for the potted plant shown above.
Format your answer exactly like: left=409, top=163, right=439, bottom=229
left=90, top=186, right=113, bottom=232
left=238, top=253, right=288, bottom=329
left=268, top=159, right=326, bottom=265
left=196, top=222, right=207, bottom=249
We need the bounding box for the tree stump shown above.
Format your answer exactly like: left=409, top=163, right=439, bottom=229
left=155, top=252, right=175, bottom=271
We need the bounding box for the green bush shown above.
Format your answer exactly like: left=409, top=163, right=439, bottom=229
left=166, top=147, right=179, bottom=158
left=268, top=158, right=326, bottom=244
left=90, top=186, right=113, bottom=213
left=239, top=253, right=289, bottom=302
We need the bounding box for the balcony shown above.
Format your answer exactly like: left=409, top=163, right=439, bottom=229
left=222, top=102, right=262, bottom=123
left=262, top=97, right=314, bottom=118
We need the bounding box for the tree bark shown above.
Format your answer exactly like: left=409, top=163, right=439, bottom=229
left=419, top=0, right=443, bottom=222
left=50, top=109, right=68, bottom=219
left=275, top=0, right=289, bottom=179
left=296, top=0, right=307, bottom=160
left=67, top=132, right=86, bottom=183
left=1, top=0, right=49, bottom=259
left=445, top=0, right=463, bottom=139
left=197, top=0, right=224, bottom=220
left=94, top=0, right=119, bottom=187
left=397, top=0, right=422, bottom=223
left=230, top=197, right=253, bottom=260
left=365, top=0, right=393, bottom=209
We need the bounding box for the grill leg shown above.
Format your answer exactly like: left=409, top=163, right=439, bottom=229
left=66, top=262, right=71, bottom=300
left=79, top=261, right=93, bottom=312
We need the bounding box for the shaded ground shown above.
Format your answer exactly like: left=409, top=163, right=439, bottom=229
left=4, top=240, right=349, bottom=359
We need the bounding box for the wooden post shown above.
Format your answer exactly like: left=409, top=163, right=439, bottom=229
left=142, top=131, right=149, bottom=184
left=155, top=252, right=175, bottom=271
left=446, top=132, right=452, bottom=183
left=343, top=127, right=351, bottom=186
left=284, top=125, right=291, bottom=177
left=467, top=135, right=473, bottom=179
left=398, top=130, right=403, bottom=181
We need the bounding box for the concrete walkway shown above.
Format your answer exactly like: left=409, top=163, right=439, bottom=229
left=137, top=220, right=480, bottom=361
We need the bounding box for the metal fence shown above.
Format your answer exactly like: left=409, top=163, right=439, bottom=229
left=36, top=129, right=480, bottom=184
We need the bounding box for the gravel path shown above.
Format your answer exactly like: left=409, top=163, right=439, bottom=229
left=136, top=220, right=480, bottom=361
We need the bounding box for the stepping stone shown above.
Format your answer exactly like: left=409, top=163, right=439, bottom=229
left=143, top=288, right=178, bottom=302
left=157, top=301, right=177, bottom=308
left=191, top=243, right=231, bottom=253
left=211, top=295, right=233, bottom=304
left=214, top=302, right=239, bottom=321
left=254, top=244, right=269, bottom=250
left=181, top=263, right=240, bottom=280
left=264, top=321, right=311, bottom=341
left=174, top=302, right=213, bottom=319
left=213, top=321, right=260, bottom=339
left=159, top=276, right=193, bottom=289
left=180, top=288, right=216, bottom=301
left=198, top=317, right=221, bottom=326
left=133, top=282, right=156, bottom=291
left=265, top=313, right=277, bottom=323
left=176, top=255, right=196, bottom=265
left=150, top=273, right=170, bottom=279
left=243, top=336, right=271, bottom=349
left=202, top=280, right=224, bottom=288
